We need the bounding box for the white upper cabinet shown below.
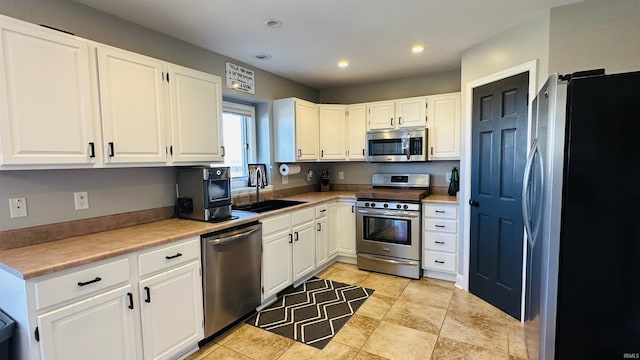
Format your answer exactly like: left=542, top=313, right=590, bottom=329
left=319, top=105, right=346, bottom=160
left=346, top=104, right=367, bottom=160
left=0, top=15, right=98, bottom=166
left=0, top=14, right=225, bottom=169
left=168, top=64, right=223, bottom=163
left=367, top=100, right=396, bottom=130
left=426, top=93, right=461, bottom=160
left=274, top=98, right=319, bottom=162
left=396, top=96, right=427, bottom=128
left=367, top=97, right=427, bottom=130
left=97, top=46, right=167, bottom=164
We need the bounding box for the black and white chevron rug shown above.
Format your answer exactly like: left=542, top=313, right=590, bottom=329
left=246, top=277, right=374, bottom=349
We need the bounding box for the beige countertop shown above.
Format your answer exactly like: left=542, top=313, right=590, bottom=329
left=0, top=190, right=456, bottom=280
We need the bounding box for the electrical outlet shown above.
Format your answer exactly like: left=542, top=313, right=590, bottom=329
left=74, top=191, right=89, bottom=210
left=282, top=175, right=288, bottom=184
left=9, top=197, right=27, bottom=218
left=445, top=172, right=452, bottom=183
left=338, top=171, right=344, bottom=180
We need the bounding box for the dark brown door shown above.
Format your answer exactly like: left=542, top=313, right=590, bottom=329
left=469, top=72, right=529, bottom=319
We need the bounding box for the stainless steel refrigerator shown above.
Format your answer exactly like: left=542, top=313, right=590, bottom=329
left=523, top=71, right=640, bottom=359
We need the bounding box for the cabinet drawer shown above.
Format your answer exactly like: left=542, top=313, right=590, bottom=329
left=262, top=213, right=292, bottom=236
left=315, top=205, right=328, bottom=219
left=138, top=237, right=200, bottom=277
left=34, top=258, right=130, bottom=310
left=424, top=232, right=456, bottom=252
left=292, top=207, right=315, bottom=226
left=423, top=204, right=458, bottom=219
left=424, top=218, right=457, bottom=233
left=424, top=251, right=456, bottom=273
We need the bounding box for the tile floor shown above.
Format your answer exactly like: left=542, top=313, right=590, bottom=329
left=188, top=262, right=528, bottom=360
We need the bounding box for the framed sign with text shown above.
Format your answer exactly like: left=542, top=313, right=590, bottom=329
left=226, top=62, right=255, bottom=94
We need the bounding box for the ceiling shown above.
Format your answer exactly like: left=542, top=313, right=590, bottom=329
left=72, top=0, right=579, bottom=89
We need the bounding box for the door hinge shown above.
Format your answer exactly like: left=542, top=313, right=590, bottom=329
left=35, top=326, right=40, bottom=342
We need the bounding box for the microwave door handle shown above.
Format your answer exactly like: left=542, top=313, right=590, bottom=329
left=406, top=134, right=411, bottom=160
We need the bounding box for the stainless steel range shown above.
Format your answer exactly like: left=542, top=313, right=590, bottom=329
left=355, top=173, right=430, bottom=279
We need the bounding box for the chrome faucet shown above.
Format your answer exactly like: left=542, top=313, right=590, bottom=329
left=255, top=166, right=263, bottom=202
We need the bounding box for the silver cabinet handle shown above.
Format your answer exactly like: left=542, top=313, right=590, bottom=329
left=297, top=149, right=302, bottom=158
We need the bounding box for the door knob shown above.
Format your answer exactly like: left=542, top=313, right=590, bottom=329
left=469, top=199, right=480, bottom=207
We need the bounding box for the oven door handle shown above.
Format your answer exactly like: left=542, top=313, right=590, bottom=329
left=359, top=253, right=419, bottom=266
left=357, top=209, right=420, bottom=219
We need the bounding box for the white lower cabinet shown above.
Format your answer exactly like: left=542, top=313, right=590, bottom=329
left=37, top=284, right=138, bottom=360
left=423, top=203, right=458, bottom=279
left=336, top=201, right=356, bottom=257
left=2, top=236, right=203, bottom=360
left=138, top=261, right=203, bottom=360
left=315, top=204, right=330, bottom=268
left=262, top=207, right=316, bottom=301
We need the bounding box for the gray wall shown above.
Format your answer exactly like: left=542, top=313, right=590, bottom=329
left=549, top=0, right=640, bottom=75
left=0, top=0, right=320, bottom=230
left=319, top=69, right=461, bottom=104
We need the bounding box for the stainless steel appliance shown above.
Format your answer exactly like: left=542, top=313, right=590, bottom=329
left=355, top=173, right=430, bottom=279
left=523, top=71, right=640, bottom=359
left=366, top=128, right=428, bottom=162
left=201, top=222, right=262, bottom=338
left=176, top=166, right=232, bottom=222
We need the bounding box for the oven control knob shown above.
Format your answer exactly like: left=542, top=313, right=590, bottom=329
left=396, top=204, right=402, bottom=209
left=403, top=204, right=409, bottom=210
left=364, top=202, right=370, bottom=207
left=370, top=203, right=376, bottom=208
left=383, top=203, right=389, bottom=208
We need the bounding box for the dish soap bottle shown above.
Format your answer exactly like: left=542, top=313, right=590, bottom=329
left=448, top=167, right=459, bottom=196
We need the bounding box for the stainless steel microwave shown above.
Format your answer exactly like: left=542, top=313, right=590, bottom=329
left=366, top=128, right=428, bottom=162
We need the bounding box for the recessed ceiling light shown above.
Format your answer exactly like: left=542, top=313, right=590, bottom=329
left=252, top=53, right=272, bottom=60
left=412, top=45, right=425, bottom=54
left=338, top=60, right=349, bottom=68
left=264, top=19, right=282, bottom=28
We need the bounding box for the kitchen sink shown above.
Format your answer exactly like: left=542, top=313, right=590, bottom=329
left=232, top=199, right=306, bottom=213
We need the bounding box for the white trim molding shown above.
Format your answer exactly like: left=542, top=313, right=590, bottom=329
left=459, top=59, right=537, bottom=322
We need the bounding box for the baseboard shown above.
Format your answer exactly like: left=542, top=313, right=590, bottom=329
left=455, top=274, right=466, bottom=290
left=335, top=254, right=357, bottom=264
left=422, top=268, right=457, bottom=282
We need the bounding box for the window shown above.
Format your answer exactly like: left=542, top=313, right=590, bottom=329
left=222, top=101, right=256, bottom=188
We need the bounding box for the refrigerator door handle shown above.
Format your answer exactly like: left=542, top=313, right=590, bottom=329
left=522, top=138, right=543, bottom=248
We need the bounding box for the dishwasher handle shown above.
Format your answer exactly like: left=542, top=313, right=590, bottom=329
left=205, top=227, right=259, bottom=246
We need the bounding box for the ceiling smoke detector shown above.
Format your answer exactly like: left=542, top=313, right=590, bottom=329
left=264, top=19, right=282, bottom=28
left=252, top=53, right=272, bottom=60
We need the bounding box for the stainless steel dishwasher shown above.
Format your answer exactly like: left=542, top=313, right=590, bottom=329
left=201, top=221, right=262, bottom=338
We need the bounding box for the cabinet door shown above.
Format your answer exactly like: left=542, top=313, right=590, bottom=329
left=397, top=97, right=427, bottom=128
left=292, top=221, right=316, bottom=282
left=168, top=64, right=223, bottom=163
left=97, top=46, right=167, bottom=164
left=315, top=217, right=328, bottom=268
left=367, top=101, right=395, bottom=130
left=327, top=202, right=339, bottom=258
left=427, top=93, right=461, bottom=160
left=337, top=201, right=356, bottom=255
left=0, top=18, right=97, bottom=165
left=295, top=100, right=319, bottom=161
left=346, top=104, right=367, bottom=160
left=38, top=285, right=138, bottom=360
left=138, top=261, right=204, bottom=360
left=262, top=229, right=293, bottom=299
left=319, top=105, right=346, bottom=160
